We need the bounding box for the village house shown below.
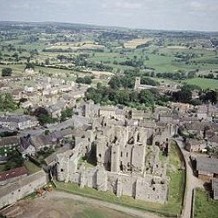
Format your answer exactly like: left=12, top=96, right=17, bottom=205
left=0, top=166, right=28, bottom=185
left=19, top=136, right=36, bottom=158
left=212, top=178, right=218, bottom=200
left=0, top=136, right=20, bottom=157
left=0, top=115, right=39, bottom=130
left=195, top=156, right=218, bottom=182
left=30, top=134, right=53, bottom=151
left=47, top=100, right=67, bottom=118
left=0, top=170, right=48, bottom=209
left=196, top=105, right=208, bottom=120
left=185, top=139, right=206, bottom=152
left=170, top=102, right=192, bottom=113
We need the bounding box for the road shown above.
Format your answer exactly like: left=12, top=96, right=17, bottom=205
left=174, top=138, right=204, bottom=218
left=45, top=191, right=162, bottom=218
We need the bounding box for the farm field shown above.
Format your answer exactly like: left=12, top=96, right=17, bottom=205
left=184, top=78, right=218, bottom=89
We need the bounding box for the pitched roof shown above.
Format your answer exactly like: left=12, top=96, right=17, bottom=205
left=196, top=156, right=218, bottom=174
left=0, top=136, right=19, bottom=147
left=0, top=166, right=28, bottom=182
left=30, top=134, right=52, bottom=149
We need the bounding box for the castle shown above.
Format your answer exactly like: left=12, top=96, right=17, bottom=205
left=53, top=105, right=177, bottom=203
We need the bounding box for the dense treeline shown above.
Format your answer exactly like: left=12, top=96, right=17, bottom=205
left=76, top=76, right=92, bottom=84
left=85, top=83, right=168, bottom=109
left=108, top=74, right=159, bottom=89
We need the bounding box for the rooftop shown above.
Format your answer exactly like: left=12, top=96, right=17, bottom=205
left=0, top=166, right=28, bottom=182
left=196, top=156, right=218, bottom=174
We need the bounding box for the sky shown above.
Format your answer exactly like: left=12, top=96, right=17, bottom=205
left=0, top=0, right=218, bottom=31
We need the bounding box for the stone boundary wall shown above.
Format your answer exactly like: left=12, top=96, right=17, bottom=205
left=191, top=188, right=196, bottom=218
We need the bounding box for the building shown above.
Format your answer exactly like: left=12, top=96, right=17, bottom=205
left=212, top=178, right=218, bottom=200
left=195, top=157, right=218, bottom=182
left=0, top=170, right=48, bottom=209
left=0, top=166, right=28, bottom=185
left=0, top=136, right=19, bottom=156
left=0, top=115, right=38, bottom=130
left=185, top=139, right=206, bottom=152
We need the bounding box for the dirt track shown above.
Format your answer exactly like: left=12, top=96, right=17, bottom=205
left=8, top=190, right=163, bottom=218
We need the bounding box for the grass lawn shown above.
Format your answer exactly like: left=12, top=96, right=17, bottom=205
left=184, top=78, right=218, bottom=89
left=194, top=188, right=218, bottom=218
left=0, top=164, right=6, bottom=172
left=55, top=142, right=184, bottom=217
left=0, top=64, right=25, bottom=77
left=24, top=161, right=41, bottom=174
left=166, top=142, right=185, bottom=215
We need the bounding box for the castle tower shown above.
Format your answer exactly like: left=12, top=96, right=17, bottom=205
left=111, top=144, right=120, bottom=172
left=134, top=77, right=141, bottom=90
left=96, top=167, right=108, bottom=191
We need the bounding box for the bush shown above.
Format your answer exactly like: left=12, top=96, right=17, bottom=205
left=2, top=67, right=12, bottom=77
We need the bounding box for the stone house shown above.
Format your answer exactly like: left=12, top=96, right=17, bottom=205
left=0, top=136, right=20, bottom=157
left=195, top=156, right=218, bottom=182
left=0, top=170, right=47, bottom=209
left=0, top=115, right=39, bottom=130
left=47, top=101, right=67, bottom=118
left=183, top=121, right=206, bottom=138
left=0, top=166, right=28, bottom=185
left=19, top=136, right=36, bottom=158
left=170, top=102, right=192, bottom=113
left=212, top=178, right=218, bottom=200
left=196, top=105, right=208, bottom=120
left=30, top=134, right=53, bottom=151
left=185, top=139, right=206, bottom=152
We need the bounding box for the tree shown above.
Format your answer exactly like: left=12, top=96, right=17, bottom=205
left=61, top=107, right=73, bottom=121
left=0, top=93, right=17, bottom=111
left=25, top=62, right=35, bottom=70
left=2, top=67, right=12, bottom=77
left=5, top=150, right=24, bottom=171
left=76, top=76, right=92, bottom=85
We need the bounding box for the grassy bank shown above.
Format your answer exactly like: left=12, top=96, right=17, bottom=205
left=184, top=78, right=218, bottom=89
left=194, top=188, right=218, bottom=218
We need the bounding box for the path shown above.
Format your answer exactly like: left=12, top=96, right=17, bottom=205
left=174, top=138, right=204, bottom=218
left=45, top=190, right=162, bottom=218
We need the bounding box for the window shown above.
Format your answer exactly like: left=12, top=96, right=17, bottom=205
left=61, top=168, right=64, bottom=172
left=120, top=152, right=122, bottom=157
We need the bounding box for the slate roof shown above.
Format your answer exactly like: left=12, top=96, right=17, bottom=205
left=0, top=166, right=28, bottom=182
left=0, top=136, right=19, bottom=147
left=196, top=156, right=218, bottom=174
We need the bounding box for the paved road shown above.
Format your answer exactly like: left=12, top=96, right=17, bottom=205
left=45, top=191, right=162, bottom=218
left=174, top=138, right=204, bottom=218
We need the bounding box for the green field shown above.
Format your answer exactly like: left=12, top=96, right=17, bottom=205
left=194, top=188, right=218, bottom=218
left=24, top=161, right=41, bottom=174
left=184, top=78, right=218, bottom=89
